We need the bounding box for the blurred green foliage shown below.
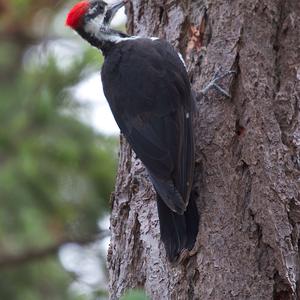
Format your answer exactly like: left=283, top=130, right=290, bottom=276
left=0, top=0, right=118, bottom=299
left=120, top=289, right=149, bottom=300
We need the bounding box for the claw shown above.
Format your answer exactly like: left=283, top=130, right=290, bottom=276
left=200, top=69, right=236, bottom=98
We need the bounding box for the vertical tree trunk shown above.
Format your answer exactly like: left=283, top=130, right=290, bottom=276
left=107, top=0, right=300, bottom=299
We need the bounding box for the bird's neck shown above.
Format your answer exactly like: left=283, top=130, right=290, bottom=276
left=77, top=27, right=131, bottom=56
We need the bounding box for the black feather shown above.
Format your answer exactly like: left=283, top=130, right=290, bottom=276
left=101, top=38, right=199, bottom=260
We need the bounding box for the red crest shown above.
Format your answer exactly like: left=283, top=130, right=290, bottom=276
left=65, top=1, right=89, bottom=29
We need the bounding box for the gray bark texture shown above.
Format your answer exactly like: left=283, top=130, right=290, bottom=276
left=107, top=0, right=300, bottom=299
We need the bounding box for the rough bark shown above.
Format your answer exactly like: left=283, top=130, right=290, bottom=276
left=107, top=0, right=300, bottom=299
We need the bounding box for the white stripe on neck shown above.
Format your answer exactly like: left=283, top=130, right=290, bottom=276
left=86, top=22, right=187, bottom=69
left=104, top=34, right=187, bottom=69
left=115, top=36, right=159, bottom=43
left=85, top=19, right=160, bottom=45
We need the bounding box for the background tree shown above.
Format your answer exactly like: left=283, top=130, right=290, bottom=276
left=108, top=0, right=300, bottom=299
left=0, top=1, right=118, bottom=299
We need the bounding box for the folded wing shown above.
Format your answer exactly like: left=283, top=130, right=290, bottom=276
left=102, top=38, right=194, bottom=215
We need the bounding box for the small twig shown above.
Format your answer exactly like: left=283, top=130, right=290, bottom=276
left=200, top=70, right=237, bottom=98
left=0, top=230, right=110, bottom=269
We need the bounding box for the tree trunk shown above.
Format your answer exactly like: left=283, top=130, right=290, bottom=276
left=107, top=0, right=300, bottom=299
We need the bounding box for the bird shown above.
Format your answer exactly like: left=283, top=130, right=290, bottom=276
left=66, top=0, right=199, bottom=262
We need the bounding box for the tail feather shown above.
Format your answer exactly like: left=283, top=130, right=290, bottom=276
left=157, top=193, right=199, bottom=262
left=184, top=190, right=199, bottom=250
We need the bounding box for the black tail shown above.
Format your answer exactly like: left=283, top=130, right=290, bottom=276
left=157, top=191, right=199, bottom=262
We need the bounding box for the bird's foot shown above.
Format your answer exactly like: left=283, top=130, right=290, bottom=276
left=200, top=68, right=236, bottom=98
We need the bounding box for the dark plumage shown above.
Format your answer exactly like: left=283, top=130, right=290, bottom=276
left=66, top=0, right=199, bottom=261
left=102, top=38, right=198, bottom=260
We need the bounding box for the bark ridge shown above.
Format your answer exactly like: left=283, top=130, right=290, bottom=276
left=108, top=1, right=300, bottom=299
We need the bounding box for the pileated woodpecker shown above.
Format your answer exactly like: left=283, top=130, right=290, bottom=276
left=66, top=0, right=199, bottom=262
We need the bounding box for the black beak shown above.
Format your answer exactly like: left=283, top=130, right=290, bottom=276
left=103, top=0, right=126, bottom=25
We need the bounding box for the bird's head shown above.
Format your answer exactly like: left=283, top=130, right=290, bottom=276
left=66, top=0, right=127, bottom=47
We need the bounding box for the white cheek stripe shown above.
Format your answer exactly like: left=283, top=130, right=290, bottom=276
left=85, top=15, right=105, bottom=35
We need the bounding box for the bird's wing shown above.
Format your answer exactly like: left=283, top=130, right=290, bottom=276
left=101, top=39, right=194, bottom=214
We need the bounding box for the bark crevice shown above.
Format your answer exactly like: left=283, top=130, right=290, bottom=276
left=108, top=1, right=300, bottom=299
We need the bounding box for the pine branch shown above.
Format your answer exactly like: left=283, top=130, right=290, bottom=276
left=0, top=230, right=110, bottom=269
